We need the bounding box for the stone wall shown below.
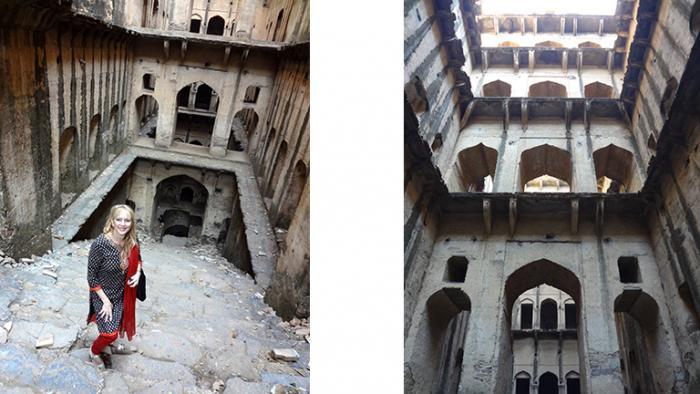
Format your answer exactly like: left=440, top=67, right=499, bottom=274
left=0, top=1, right=132, bottom=259
left=249, top=53, right=309, bottom=319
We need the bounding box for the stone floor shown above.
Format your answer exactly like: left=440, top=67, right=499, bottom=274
left=0, top=233, right=310, bottom=393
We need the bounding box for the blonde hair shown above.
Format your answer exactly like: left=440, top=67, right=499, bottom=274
left=103, top=204, right=138, bottom=267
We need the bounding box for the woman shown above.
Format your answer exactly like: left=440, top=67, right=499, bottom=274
left=86, top=204, right=142, bottom=368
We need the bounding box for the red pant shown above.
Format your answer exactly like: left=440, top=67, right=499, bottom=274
left=91, top=331, right=118, bottom=355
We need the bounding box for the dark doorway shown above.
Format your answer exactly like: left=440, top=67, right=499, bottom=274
left=540, top=300, right=557, bottom=330
left=538, top=372, right=558, bottom=394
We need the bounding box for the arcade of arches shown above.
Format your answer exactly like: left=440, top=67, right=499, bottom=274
left=406, top=0, right=700, bottom=393
left=0, top=0, right=309, bottom=320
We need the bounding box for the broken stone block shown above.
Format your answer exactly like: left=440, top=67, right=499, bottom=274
left=254, top=292, right=264, bottom=299
left=3, top=257, right=16, bottom=266
left=4, top=321, right=13, bottom=333
left=212, top=379, right=225, bottom=391
left=294, top=328, right=310, bottom=337
left=36, top=333, right=54, bottom=349
left=271, top=348, right=299, bottom=362
left=20, top=258, right=34, bottom=264
left=289, top=318, right=300, bottom=327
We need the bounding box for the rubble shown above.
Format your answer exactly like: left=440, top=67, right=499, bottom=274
left=35, top=334, right=54, bottom=348
left=271, top=349, right=300, bottom=362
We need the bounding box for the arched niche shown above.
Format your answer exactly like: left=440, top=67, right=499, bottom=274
left=229, top=108, right=259, bottom=152
left=88, top=114, right=102, bottom=171
left=535, top=41, right=563, bottom=48
left=538, top=372, right=558, bottom=394
left=482, top=80, right=511, bottom=97
left=584, top=81, right=613, bottom=98
left=266, top=140, right=288, bottom=197
left=152, top=175, right=209, bottom=239
left=593, top=144, right=633, bottom=193
left=528, top=81, right=567, bottom=98
left=515, top=371, right=531, bottom=394
left=452, top=143, right=498, bottom=192
left=276, top=160, right=308, bottom=229
left=59, top=126, right=78, bottom=194
left=190, top=14, right=202, bottom=33
left=273, top=9, right=286, bottom=41
left=520, top=144, right=572, bottom=191
left=206, top=15, right=225, bottom=35
left=613, top=289, right=675, bottom=393
left=408, top=288, right=471, bottom=394
left=135, top=94, right=159, bottom=139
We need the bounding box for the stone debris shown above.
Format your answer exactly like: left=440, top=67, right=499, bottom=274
left=289, top=318, right=301, bottom=327
left=271, top=348, right=300, bottom=362
left=294, top=328, right=310, bottom=337
left=35, top=333, right=54, bottom=348
left=212, top=379, right=225, bottom=391
left=0, top=238, right=310, bottom=392
left=20, top=258, right=34, bottom=265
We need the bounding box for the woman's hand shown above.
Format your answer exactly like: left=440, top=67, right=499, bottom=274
left=128, top=271, right=141, bottom=288
left=99, top=300, right=113, bottom=322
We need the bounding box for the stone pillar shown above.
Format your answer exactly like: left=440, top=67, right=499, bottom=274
left=234, top=0, right=256, bottom=39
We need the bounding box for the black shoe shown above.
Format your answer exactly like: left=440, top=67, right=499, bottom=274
left=99, top=352, right=113, bottom=369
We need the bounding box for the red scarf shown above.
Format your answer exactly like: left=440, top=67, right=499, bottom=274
left=120, top=244, right=139, bottom=340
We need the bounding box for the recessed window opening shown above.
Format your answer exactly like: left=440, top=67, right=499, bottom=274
left=520, top=302, right=533, bottom=329
left=142, top=73, right=155, bottom=90
left=540, top=299, right=558, bottom=330
left=660, top=77, right=678, bottom=116
left=565, top=302, right=577, bottom=329
left=243, top=86, right=261, bottom=103
left=206, top=16, right=225, bottom=35
left=566, top=372, right=581, bottom=394
left=431, top=133, right=443, bottom=153
left=190, top=16, right=202, bottom=33
left=538, top=372, right=558, bottom=394
left=180, top=187, right=194, bottom=202
left=444, top=256, right=468, bottom=282
left=618, top=257, right=640, bottom=283
left=597, top=176, right=625, bottom=193
left=515, top=372, right=531, bottom=394
left=176, top=82, right=218, bottom=146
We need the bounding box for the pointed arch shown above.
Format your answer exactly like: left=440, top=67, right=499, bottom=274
left=593, top=144, right=634, bottom=192
left=584, top=81, right=613, bottom=98
left=276, top=160, right=308, bottom=229
left=520, top=144, right=572, bottom=190
left=453, top=143, right=498, bottom=192
left=482, top=80, right=512, bottom=97
left=528, top=81, right=567, bottom=97
left=206, top=15, right=225, bottom=35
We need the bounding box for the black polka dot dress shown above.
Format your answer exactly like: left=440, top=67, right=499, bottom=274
left=87, top=234, right=127, bottom=334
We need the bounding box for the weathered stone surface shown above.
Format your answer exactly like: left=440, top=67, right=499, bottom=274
left=261, top=373, right=309, bottom=391
left=223, top=377, right=269, bottom=394
left=137, top=331, right=201, bottom=366
left=0, top=344, right=42, bottom=386
left=37, top=356, right=101, bottom=394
